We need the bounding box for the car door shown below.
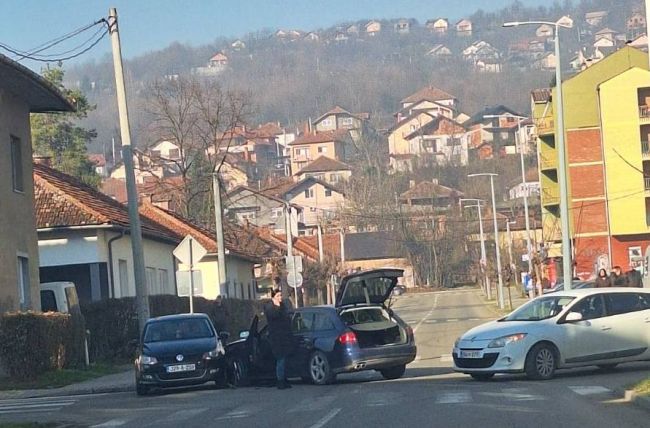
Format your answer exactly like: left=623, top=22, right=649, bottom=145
left=287, top=311, right=315, bottom=375
left=602, top=292, right=650, bottom=360
left=560, top=294, right=614, bottom=364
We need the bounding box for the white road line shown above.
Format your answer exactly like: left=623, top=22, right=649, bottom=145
left=217, top=405, right=256, bottom=420
left=446, top=318, right=458, bottom=322
left=309, top=408, right=342, bottom=428
left=413, top=294, right=439, bottom=333
left=0, top=401, right=75, bottom=411
left=439, top=354, right=453, bottom=363
left=0, top=408, right=57, bottom=414
left=569, top=386, right=611, bottom=395
left=289, top=395, right=337, bottom=413
left=91, top=419, right=128, bottom=427
left=436, top=392, right=471, bottom=404
left=165, top=408, right=208, bottom=422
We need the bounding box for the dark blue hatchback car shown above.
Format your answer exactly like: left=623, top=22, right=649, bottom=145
left=225, top=269, right=417, bottom=385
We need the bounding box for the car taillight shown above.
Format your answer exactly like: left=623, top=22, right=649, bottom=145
left=338, top=331, right=357, bottom=345
left=406, top=326, right=413, bottom=338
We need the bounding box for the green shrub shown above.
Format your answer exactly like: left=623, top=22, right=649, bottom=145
left=0, top=312, right=85, bottom=380
left=81, top=295, right=263, bottom=363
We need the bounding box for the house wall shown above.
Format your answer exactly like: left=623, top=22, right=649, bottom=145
left=0, top=89, right=41, bottom=312
left=290, top=140, right=345, bottom=173
left=298, top=169, right=352, bottom=184
left=225, top=189, right=292, bottom=233
left=179, top=255, right=256, bottom=300
left=288, top=182, right=344, bottom=228
left=388, top=113, right=436, bottom=155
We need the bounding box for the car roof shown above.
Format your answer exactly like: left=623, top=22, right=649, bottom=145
left=295, top=305, right=336, bottom=312
left=549, top=287, right=650, bottom=298
left=147, top=313, right=211, bottom=323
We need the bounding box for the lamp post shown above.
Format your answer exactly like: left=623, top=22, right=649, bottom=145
left=503, top=16, right=574, bottom=289
left=468, top=173, right=505, bottom=309
left=484, top=113, right=533, bottom=281
left=460, top=198, right=490, bottom=299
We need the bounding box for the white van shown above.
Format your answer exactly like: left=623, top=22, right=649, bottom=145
left=40, top=282, right=80, bottom=314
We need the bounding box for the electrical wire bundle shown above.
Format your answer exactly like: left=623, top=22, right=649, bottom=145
left=0, top=18, right=108, bottom=64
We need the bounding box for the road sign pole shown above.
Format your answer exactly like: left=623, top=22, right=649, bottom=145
left=189, top=238, right=194, bottom=314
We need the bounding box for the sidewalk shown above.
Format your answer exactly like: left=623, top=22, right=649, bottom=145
left=0, top=369, right=134, bottom=400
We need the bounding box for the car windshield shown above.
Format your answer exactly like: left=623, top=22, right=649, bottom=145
left=144, top=318, right=214, bottom=343
left=503, top=296, right=575, bottom=321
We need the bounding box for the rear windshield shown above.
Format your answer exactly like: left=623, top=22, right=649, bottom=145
left=144, top=318, right=214, bottom=342
left=340, top=308, right=389, bottom=325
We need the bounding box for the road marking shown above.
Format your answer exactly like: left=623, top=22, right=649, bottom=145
left=289, top=395, right=337, bottom=413
left=309, top=408, right=341, bottom=428
left=436, top=392, right=471, bottom=404
left=413, top=294, right=439, bottom=333
left=439, top=354, right=453, bottom=363
left=217, top=405, right=256, bottom=420
left=446, top=318, right=458, bottom=322
left=166, top=408, right=208, bottom=422
left=569, top=386, right=611, bottom=395
left=480, top=391, right=542, bottom=401
left=0, top=400, right=75, bottom=413
left=365, top=392, right=400, bottom=407
left=468, top=318, right=481, bottom=321
left=91, top=419, right=128, bottom=427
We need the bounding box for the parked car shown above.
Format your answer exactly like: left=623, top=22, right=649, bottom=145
left=543, top=280, right=594, bottom=294
left=225, top=268, right=417, bottom=386
left=134, top=313, right=228, bottom=395
left=40, top=281, right=80, bottom=314
left=392, top=285, right=406, bottom=296
left=453, top=288, right=650, bottom=381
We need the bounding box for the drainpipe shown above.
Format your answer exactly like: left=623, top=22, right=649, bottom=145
left=108, top=229, right=125, bottom=298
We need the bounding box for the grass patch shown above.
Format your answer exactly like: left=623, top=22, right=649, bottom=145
left=0, top=363, right=128, bottom=391
left=632, top=378, right=650, bottom=396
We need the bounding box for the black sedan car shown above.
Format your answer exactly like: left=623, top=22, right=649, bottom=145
left=134, top=313, right=227, bottom=395
left=225, top=269, right=417, bottom=386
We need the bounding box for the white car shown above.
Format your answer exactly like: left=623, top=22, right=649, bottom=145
left=453, top=288, right=650, bottom=380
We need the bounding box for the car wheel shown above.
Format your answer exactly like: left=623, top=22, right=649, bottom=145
left=227, top=358, right=250, bottom=387
left=470, top=373, right=494, bottom=381
left=525, top=343, right=557, bottom=380
left=135, top=381, right=149, bottom=396
left=308, top=351, right=334, bottom=385
left=379, top=364, right=406, bottom=380
left=597, top=363, right=618, bottom=370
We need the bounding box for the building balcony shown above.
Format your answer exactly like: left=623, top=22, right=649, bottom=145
left=539, top=150, right=557, bottom=171
left=535, top=116, right=555, bottom=136
left=642, top=141, right=650, bottom=159
left=541, top=187, right=559, bottom=206
left=292, top=155, right=312, bottom=163
left=645, top=177, right=650, bottom=191
left=640, top=105, right=650, bottom=124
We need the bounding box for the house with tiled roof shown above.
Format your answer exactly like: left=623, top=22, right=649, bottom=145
left=426, top=18, right=449, bottom=35
left=426, top=44, right=452, bottom=59
left=34, top=162, right=180, bottom=303
left=455, top=19, right=473, bottom=37
left=294, top=156, right=352, bottom=184
left=585, top=11, right=608, bottom=27
left=313, top=105, right=370, bottom=142
left=399, top=85, right=457, bottom=111
left=399, top=179, right=463, bottom=209
left=464, top=105, right=527, bottom=160
left=1, top=54, right=74, bottom=312
left=288, top=129, right=352, bottom=174
left=140, top=203, right=278, bottom=299
left=365, top=20, right=382, bottom=36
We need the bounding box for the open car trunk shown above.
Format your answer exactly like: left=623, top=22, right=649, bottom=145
left=339, top=307, right=407, bottom=348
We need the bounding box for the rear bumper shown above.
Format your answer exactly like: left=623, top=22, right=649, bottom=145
left=336, top=343, right=417, bottom=373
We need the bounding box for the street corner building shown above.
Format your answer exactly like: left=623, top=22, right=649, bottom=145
left=0, top=53, right=74, bottom=313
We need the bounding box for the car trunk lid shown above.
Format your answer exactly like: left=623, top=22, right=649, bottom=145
left=335, top=268, right=404, bottom=308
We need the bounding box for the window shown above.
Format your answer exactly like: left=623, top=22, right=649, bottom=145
left=605, top=293, right=650, bottom=315
left=118, top=259, right=129, bottom=297
left=291, top=312, right=314, bottom=333
left=320, top=118, right=333, bottom=127
left=500, top=132, right=510, bottom=139
left=325, top=189, right=332, bottom=197
left=238, top=211, right=257, bottom=222
left=11, top=136, right=24, bottom=192
left=304, top=188, right=314, bottom=198
left=330, top=173, right=341, bottom=183
left=313, top=313, right=335, bottom=331
left=17, top=256, right=30, bottom=310
left=158, top=269, right=169, bottom=293
left=168, top=148, right=180, bottom=159
left=317, top=146, right=327, bottom=153
left=150, top=150, right=161, bottom=158
left=146, top=267, right=158, bottom=294
left=40, top=290, right=57, bottom=312
left=271, top=207, right=283, bottom=218
left=340, top=117, right=354, bottom=126
left=570, top=294, right=606, bottom=320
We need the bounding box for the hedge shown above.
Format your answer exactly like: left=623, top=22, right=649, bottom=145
left=81, top=295, right=263, bottom=363
left=0, top=311, right=86, bottom=379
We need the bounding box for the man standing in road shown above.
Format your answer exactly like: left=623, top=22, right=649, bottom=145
left=264, top=288, right=294, bottom=389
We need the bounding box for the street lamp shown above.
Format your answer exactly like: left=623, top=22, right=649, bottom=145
left=460, top=198, right=490, bottom=299
left=468, top=173, right=505, bottom=308
left=484, top=113, right=533, bottom=284
left=503, top=16, right=573, bottom=289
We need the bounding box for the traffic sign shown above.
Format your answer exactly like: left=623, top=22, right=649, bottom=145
left=287, top=271, right=303, bottom=288
left=285, top=255, right=303, bottom=273
left=173, top=235, right=208, bottom=266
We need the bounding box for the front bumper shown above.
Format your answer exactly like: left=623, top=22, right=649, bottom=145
left=136, top=358, right=224, bottom=387
left=452, top=338, right=531, bottom=374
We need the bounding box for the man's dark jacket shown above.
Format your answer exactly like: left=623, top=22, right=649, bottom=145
left=263, top=301, right=294, bottom=358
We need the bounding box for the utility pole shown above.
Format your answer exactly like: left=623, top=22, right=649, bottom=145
left=461, top=198, right=490, bottom=299
left=284, top=203, right=297, bottom=306
left=108, top=8, right=149, bottom=332
left=212, top=173, right=227, bottom=293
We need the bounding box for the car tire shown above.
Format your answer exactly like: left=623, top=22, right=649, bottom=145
left=308, top=351, right=334, bottom=385
left=525, top=343, right=557, bottom=380
left=470, top=373, right=494, bottom=381
left=135, top=381, right=149, bottom=396
left=597, top=363, right=618, bottom=370
left=379, top=364, right=406, bottom=380
left=227, top=357, right=250, bottom=388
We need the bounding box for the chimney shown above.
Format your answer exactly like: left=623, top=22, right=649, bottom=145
left=431, top=178, right=439, bottom=185
left=33, top=156, right=52, bottom=167
left=409, top=180, right=416, bottom=188
left=308, top=117, right=313, bottom=134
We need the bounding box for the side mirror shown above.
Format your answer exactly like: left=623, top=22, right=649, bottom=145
left=565, top=312, right=583, bottom=322
left=219, top=331, right=230, bottom=342
left=239, top=330, right=250, bottom=339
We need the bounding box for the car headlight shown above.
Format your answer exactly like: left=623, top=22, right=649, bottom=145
left=487, top=333, right=527, bottom=348
left=139, top=355, right=158, bottom=365
left=204, top=341, right=226, bottom=358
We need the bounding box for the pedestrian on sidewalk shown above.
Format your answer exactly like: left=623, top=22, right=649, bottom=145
left=595, top=268, right=610, bottom=288
left=610, top=266, right=628, bottom=287
left=263, top=288, right=294, bottom=390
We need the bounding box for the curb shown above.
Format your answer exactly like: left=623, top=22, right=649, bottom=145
left=0, top=384, right=133, bottom=400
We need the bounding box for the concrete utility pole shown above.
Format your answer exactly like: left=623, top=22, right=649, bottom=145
left=108, top=8, right=149, bottom=332
left=284, top=203, right=294, bottom=304
left=460, top=198, right=490, bottom=300
left=212, top=173, right=227, bottom=293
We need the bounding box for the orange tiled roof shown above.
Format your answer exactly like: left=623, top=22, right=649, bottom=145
left=399, top=181, right=463, bottom=201
left=400, top=85, right=456, bottom=104
left=295, top=156, right=351, bottom=175
left=288, top=129, right=350, bottom=146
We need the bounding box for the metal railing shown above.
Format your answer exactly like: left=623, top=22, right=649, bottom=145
left=640, top=105, right=650, bottom=118
left=642, top=141, right=650, bottom=156
left=645, top=177, right=650, bottom=191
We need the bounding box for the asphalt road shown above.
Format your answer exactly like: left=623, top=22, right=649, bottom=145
left=2, top=288, right=650, bottom=428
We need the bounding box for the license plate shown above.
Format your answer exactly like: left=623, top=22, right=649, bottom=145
left=460, top=350, right=482, bottom=359
left=166, top=364, right=196, bottom=373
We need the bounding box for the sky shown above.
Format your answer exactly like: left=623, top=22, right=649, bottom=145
left=2, top=0, right=549, bottom=68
